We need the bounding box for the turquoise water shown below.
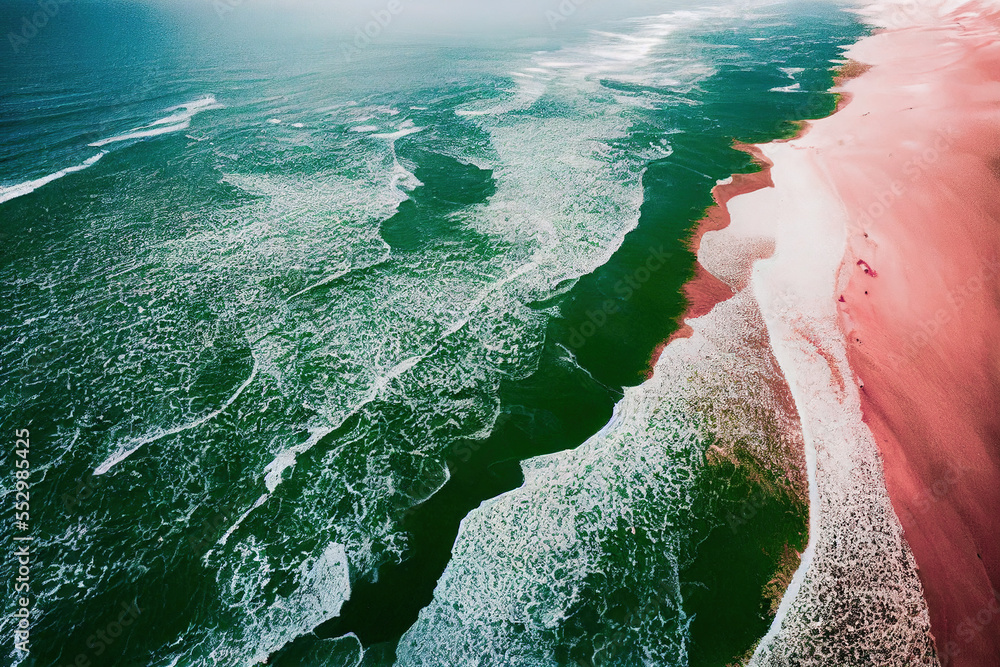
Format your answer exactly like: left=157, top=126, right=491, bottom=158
left=0, top=1, right=863, bottom=665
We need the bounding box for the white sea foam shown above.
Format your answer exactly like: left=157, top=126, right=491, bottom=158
left=89, top=121, right=194, bottom=147
left=397, top=286, right=809, bottom=666
left=1, top=51, right=558, bottom=667
left=0, top=152, right=106, bottom=205
left=395, top=4, right=942, bottom=663
left=395, top=8, right=826, bottom=666
left=259, top=260, right=538, bottom=495
left=223, top=540, right=354, bottom=666
left=859, top=0, right=993, bottom=28
left=88, top=96, right=222, bottom=147
left=263, top=427, right=331, bottom=493
left=0, top=5, right=842, bottom=666
left=94, top=353, right=260, bottom=475
left=685, top=86, right=935, bottom=661
left=742, top=140, right=937, bottom=667
left=371, top=125, right=424, bottom=140
left=447, top=9, right=723, bottom=297
left=209, top=493, right=268, bottom=555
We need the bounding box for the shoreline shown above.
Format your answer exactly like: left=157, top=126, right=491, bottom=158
left=666, top=0, right=1000, bottom=662
left=651, top=142, right=782, bottom=367
left=831, top=2, right=1000, bottom=663
left=648, top=53, right=897, bottom=664
left=658, top=4, right=1000, bottom=661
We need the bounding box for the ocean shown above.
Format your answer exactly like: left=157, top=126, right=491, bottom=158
left=0, top=1, right=864, bottom=665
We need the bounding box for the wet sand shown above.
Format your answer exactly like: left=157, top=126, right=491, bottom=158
left=830, top=3, right=1000, bottom=663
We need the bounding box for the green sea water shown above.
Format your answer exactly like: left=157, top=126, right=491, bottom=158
left=0, top=1, right=864, bottom=665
